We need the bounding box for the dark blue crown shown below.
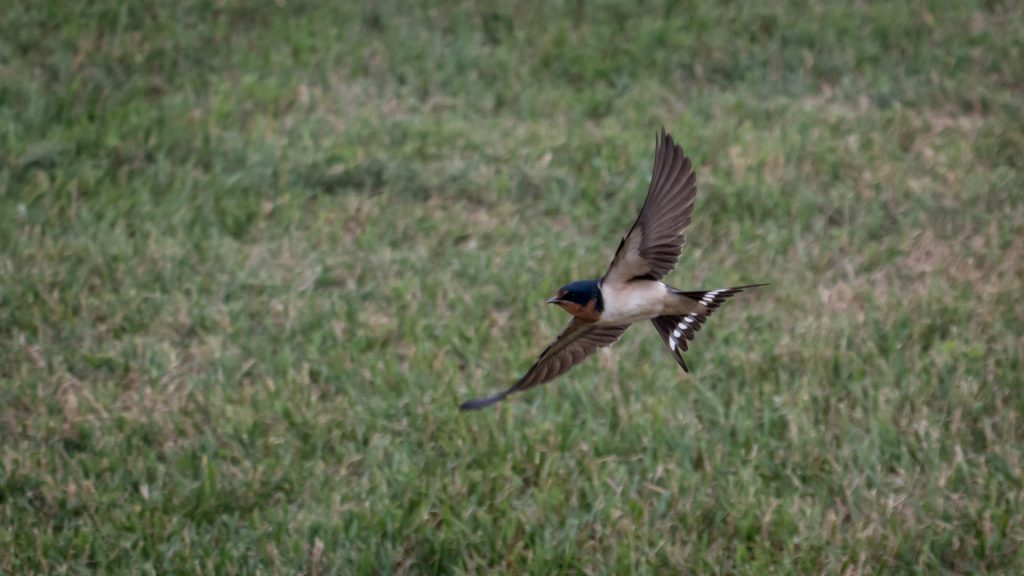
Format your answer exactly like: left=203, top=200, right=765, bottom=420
left=558, top=279, right=603, bottom=312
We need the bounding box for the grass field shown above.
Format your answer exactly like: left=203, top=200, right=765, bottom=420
left=2, top=0, right=1023, bottom=573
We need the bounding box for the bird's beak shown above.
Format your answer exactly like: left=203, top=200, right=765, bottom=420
left=546, top=297, right=564, bottom=304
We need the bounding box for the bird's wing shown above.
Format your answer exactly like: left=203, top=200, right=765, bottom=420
left=601, top=129, right=698, bottom=287
left=459, top=319, right=630, bottom=410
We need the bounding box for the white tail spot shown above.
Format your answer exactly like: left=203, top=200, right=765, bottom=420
left=700, top=289, right=728, bottom=306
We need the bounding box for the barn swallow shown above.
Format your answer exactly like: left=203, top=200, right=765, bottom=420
left=460, top=129, right=765, bottom=411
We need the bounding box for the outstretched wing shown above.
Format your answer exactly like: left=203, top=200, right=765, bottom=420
left=602, top=129, right=698, bottom=287
left=459, top=319, right=630, bottom=410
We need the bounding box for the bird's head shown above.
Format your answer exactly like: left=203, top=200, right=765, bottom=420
left=546, top=279, right=603, bottom=322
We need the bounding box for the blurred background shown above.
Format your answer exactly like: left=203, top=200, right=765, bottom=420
left=2, top=0, right=1022, bottom=572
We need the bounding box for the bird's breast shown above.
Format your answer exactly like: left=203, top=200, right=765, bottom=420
left=599, top=281, right=670, bottom=324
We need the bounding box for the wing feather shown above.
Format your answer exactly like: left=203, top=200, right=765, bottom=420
left=602, top=129, right=698, bottom=286
left=459, top=319, right=630, bottom=410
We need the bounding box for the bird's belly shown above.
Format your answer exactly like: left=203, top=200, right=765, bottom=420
left=600, top=281, right=669, bottom=324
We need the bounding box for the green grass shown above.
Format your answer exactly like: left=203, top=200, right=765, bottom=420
left=2, top=0, right=1023, bottom=573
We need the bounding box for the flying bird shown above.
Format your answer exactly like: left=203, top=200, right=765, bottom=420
left=460, top=129, right=765, bottom=411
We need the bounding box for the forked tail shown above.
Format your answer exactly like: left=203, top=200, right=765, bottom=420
left=651, top=283, right=767, bottom=372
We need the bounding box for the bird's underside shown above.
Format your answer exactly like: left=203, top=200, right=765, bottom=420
left=459, top=129, right=764, bottom=411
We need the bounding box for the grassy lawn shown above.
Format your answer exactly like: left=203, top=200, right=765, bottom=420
left=2, top=0, right=1023, bottom=573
